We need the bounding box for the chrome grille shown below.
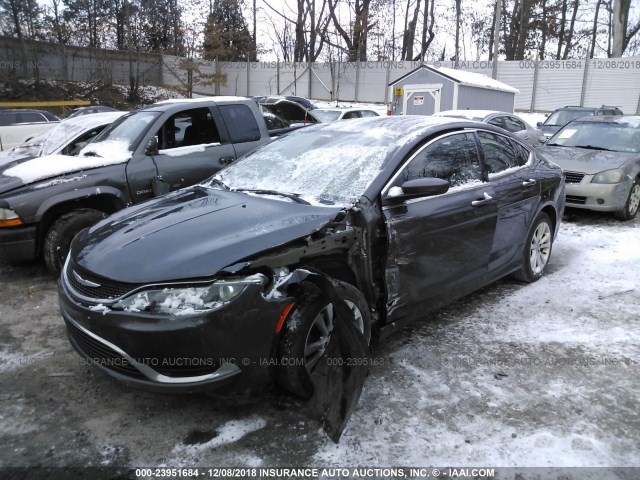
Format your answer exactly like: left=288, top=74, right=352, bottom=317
left=66, top=261, right=142, bottom=302
left=565, top=171, right=586, bottom=184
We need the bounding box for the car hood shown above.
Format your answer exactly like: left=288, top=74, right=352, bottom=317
left=537, top=146, right=638, bottom=174
left=71, top=187, right=343, bottom=283
left=0, top=153, right=130, bottom=194
left=0, top=154, right=40, bottom=193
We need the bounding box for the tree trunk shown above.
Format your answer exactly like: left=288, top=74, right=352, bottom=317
left=556, top=0, right=567, bottom=59
left=562, top=0, right=579, bottom=59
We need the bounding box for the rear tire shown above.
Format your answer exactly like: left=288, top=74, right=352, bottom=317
left=43, top=209, right=107, bottom=275
left=613, top=178, right=640, bottom=221
left=276, top=281, right=371, bottom=399
left=512, top=212, right=553, bottom=283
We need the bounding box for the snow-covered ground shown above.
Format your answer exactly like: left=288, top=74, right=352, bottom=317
left=0, top=209, right=638, bottom=476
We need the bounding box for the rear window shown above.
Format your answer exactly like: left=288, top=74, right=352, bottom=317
left=219, top=104, right=261, bottom=143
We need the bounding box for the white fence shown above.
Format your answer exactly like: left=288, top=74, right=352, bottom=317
left=162, top=56, right=640, bottom=114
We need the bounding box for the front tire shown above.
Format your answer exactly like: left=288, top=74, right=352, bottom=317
left=614, top=178, right=640, bottom=221
left=276, top=281, right=371, bottom=398
left=512, top=212, right=553, bottom=283
left=43, top=209, right=107, bottom=275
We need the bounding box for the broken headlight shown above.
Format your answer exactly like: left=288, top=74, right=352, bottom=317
left=113, top=274, right=267, bottom=316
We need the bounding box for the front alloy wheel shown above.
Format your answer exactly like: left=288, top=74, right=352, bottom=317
left=614, top=179, right=640, bottom=221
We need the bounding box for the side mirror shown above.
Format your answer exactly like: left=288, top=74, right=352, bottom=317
left=536, top=121, right=543, bottom=127
left=384, top=177, right=450, bottom=204
left=145, top=136, right=159, bottom=156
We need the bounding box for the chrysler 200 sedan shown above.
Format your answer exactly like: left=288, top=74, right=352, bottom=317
left=58, top=116, right=565, bottom=398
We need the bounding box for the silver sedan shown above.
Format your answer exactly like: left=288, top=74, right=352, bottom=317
left=538, top=116, right=640, bottom=220
left=434, top=110, right=546, bottom=147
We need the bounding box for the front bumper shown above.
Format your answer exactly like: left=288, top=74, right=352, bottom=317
left=0, top=225, right=37, bottom=261
left=58, top=275, right=292, bottom=394
left=565, top=177, right=631, bottom=212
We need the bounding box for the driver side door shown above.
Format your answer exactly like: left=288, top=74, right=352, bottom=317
left=382, top=131, right=497, bottom=321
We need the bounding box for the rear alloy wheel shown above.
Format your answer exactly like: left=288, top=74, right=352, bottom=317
left=512, top=212, right=553, bottom=283
left=614, top=179, right=640, bottom=221
left=43, top=209, right=107, bottom=275
left=276, top=281, right=371, bottom=398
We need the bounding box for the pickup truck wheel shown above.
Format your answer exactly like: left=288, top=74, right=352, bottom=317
left=276, top=281, right=371, bottom=399
left=43, top=209, right=107, bottom=274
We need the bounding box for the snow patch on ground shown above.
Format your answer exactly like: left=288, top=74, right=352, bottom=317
left=168, top=417, right=267, bottom=464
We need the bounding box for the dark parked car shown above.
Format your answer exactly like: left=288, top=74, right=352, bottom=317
left=58, top=116, right=565, bottom=399
left=538, top=105, right=623, bottom=138
left=253, top=95, right=316, bottom=111
left=0, top=109, right=60, bottom=125
left=539, top=116, right=640, bottom=220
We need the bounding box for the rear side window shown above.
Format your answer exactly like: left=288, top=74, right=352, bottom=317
left=219, top=104, right=260, bottom=143
left=503, top=115, right=526, bottom=132
left=20, top=112, right=46, bottom=123
left=478, top=131, right=527, bottom=174
left=0, top=113, right=16, bottom=126
left=343, top=111, right=361, bottom=119
left=488, top=117, right=505, bottom=129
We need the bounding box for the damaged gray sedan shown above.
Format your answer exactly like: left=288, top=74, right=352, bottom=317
left=58, top=116, right=564, bottom=407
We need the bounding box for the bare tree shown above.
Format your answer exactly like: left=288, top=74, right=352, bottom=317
left=611, top=0, right=640, bottom=56
left=327, top=0, right=374, bottom=61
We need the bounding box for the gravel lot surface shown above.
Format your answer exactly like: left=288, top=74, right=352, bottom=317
left=0, top=209, right=638, bottom=479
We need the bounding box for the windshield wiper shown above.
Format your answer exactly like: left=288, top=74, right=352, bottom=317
left=575, top=145, right=613, bottom=151
left=234, top=188, right=311, bottom=205
left=205, top=178, right=230, bottom=190
left=546, top=142, right=563, bottom=146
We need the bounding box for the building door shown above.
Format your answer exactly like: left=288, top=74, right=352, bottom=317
left=402, top=84, right=443, bottom=115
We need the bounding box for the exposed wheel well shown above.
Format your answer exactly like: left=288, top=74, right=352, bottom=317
left=37, top=195, right=125, bottom=254
left=303, top=257, right=358, bottom=288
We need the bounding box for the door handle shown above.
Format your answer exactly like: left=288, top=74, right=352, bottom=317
left=471, top=193, right=494, bottom=207
left=522, top=179, right=536, bottom=187
left=219, top=156, right=235, bottom=165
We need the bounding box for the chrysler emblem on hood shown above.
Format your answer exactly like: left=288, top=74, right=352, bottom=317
left=72, top=270, right=101, bottom=288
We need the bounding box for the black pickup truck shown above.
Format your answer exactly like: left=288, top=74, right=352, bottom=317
left=0, top=97, right=295, bottom=272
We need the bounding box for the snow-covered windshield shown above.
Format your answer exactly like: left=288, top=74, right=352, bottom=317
left=313, top=110, right=343, bottom=122
left=39, top=122, right=88, bottom=155
left=86, top=111, right=159, bottom=153
left=210, top=128, right=397, bottom=206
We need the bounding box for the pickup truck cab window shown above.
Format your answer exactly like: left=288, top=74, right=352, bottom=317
left=219, top=104, right=261, bottom=143
left=155, top=108, right=221, bottom=150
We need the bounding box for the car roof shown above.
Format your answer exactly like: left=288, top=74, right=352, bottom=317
left=555, top=105, right=621, bottom=111
left=315, top=107, right=376, bottom=112
left=435, top=110, right=513, bottom=120
left=565, top=115, right=640, bottom=125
